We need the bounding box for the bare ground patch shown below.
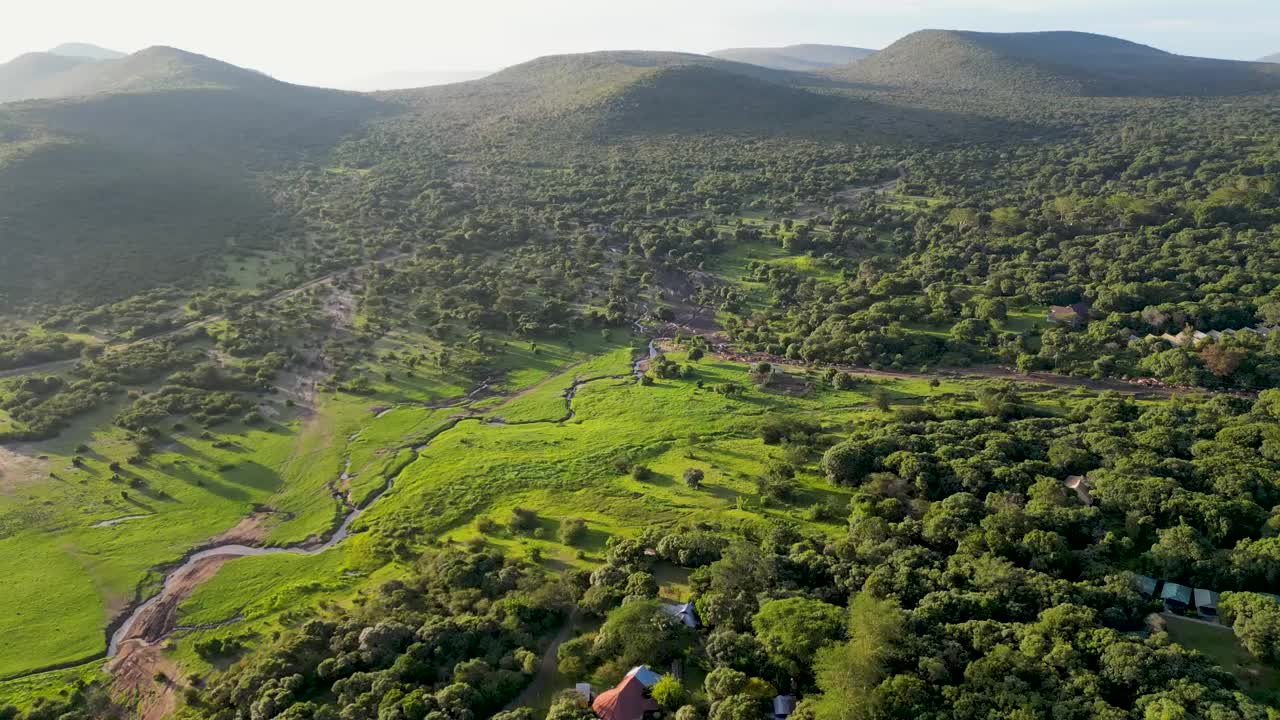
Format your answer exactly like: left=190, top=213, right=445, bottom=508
left=0, top=445, right=51, bottom=493
left=109, top=641, right=181, bottom=720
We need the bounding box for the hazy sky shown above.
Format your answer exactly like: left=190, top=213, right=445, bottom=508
left=4, top=0, right=1278, bottom=88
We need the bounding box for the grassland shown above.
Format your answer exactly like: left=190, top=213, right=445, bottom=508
left=0, top=322, right=1170, bottom=708
left=1163, top=615, right=1280, bottom=705
left=0, top=329, right=637, bottom=691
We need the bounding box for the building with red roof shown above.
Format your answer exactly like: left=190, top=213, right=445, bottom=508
left=591, top=666, right=662, bottom=720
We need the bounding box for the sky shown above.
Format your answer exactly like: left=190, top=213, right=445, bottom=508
left=3, top=0, right=1278, bottom=89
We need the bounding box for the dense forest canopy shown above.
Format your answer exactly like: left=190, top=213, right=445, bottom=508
left=2, top=24, right=1280, bottom=720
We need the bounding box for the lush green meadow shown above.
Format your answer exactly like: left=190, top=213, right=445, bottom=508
left=0, top=329, right=637, bottom=693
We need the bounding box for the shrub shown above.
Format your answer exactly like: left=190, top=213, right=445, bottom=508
left=651, top=674, right=686, bottom=707
left=560, top=517, right=588, bottom=545
left=631, top=465, right=653, bottom=481
left=508, top=507, right=539, bottom=534
left=683, top=467, right=705, bottom=488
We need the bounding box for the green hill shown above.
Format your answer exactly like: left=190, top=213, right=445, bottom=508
left=833, top=30, right=1280, bottom=96
left=0, top=46, right=280, bottom=103
left=384, top=50, right=833, bottom=138
left=0, top=49, right=383, bottom=304
left=709, top=44, right=875, bottom=71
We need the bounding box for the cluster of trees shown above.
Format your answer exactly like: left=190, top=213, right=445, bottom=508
left=0, top=329, right=84, bottom=371
left=187, top=546, right=573, bottom=720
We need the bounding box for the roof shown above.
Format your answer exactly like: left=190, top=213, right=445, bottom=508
left=627, top=665, right=662, bottom=688
left=774, top=695, right=797, bottom=717
left=662, top=601, right=700, bottom=628
left=1048, top=302, right=1089, bottom=321
left=1161, top=582, right=1191, bottom=604
left=1063, top=475, right=1093, bottom=505
left=1132, top=574, right=1159, bottom=596
left=1194, top=588, right=1220, bottom=608
left=592, top=674, right=659, bottom=720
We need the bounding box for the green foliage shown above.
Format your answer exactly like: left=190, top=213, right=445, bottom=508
left=810, top=595, right=902, bottom=720
left=650, top=673, right=686, bottom=707
left=752, top=597, right=845, bottom=681
left=1220, top=592, right=1280, bottom=663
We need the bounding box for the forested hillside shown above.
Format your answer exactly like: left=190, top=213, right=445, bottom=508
left=2, top=27, right=1280, bottom=720
left=833, top=30, right=1280, bottom=96
left=0, top=51, right=382, bottom=305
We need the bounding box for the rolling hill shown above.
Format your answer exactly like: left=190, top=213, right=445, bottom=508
left=48, top=42, right=125, bottom=60
left=0, top=45, right=278, bottom=103
left=0, top=52, right=97, bottom=102
left=709, top=43, right=875, bottom=71
left=831, top=30, right=1280, bottom=96
left=0, top=48, right=383, bottom=303
left=384, top=51, right=831, bottom=136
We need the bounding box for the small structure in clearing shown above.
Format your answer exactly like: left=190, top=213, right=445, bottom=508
left=662, top=600, right=700, bottom=629
left=1063, top=475, right=1093, bottom=506
left=1047, top=302, right=1089, bottom=324
left=1161, top=582, right=1192, bottom=612
left=1194, top=588, right=1221, bottom=618
left=1131, top=574, right=1159, bottom=597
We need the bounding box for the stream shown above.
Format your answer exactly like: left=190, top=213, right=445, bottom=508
left=104, top=350, right=651, bottom=661
left=106, top=474, right=394, bottom=657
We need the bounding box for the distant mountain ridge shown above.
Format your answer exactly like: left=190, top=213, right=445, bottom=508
left=832, top=29, right=1280, bottom=96
left=0, top=46, right=380, bottom=302
left=383, top=50, right=847, bottom=140
left=709, top=44, right=875, bottom=71
left=1261, top=53, right=1280, bottom=64
left=48, top=43, right=125, bottom=60
left=0, top=45, right=276, bottom=103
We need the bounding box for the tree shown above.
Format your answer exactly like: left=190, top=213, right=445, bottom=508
left=684, top=467, right=705, bottom=489
left=546, top=695, right=596, bottom=720
left=1219, top=592, right=1280, bottom=662
left=593, top=600, right=693, bottom=669
left=871, top=388, right=892, bottom=412
left=688, top=347, right=705, bottom=361
left=560, top=518, right=587, bottom=545
left=822, top=441, right=878, bottom=486
left=710, top=695, right=764, bottom=720
left=705, top=667, right=748, bottom=703
left=675, top=706, right=702, bottom=720
left=1200, top=344, right=1246, bottom=379
left=752, top=597, right=845, bottom=682
left=651, top=674, right=686, bottom=707
left=811, top=595, right=904, bottom=720
left=1144, top=524, right=1214, bottom=582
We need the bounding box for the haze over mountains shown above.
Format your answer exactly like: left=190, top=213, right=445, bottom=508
left=708, top=44, right=875, bottom=71
left=0, top=45, right=280, bottom=102
left=48, top=43, right=125, bottom=60
left=339, top=69, right=492, bottom=91
left=1262, top=53, right=1280, bottom=64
